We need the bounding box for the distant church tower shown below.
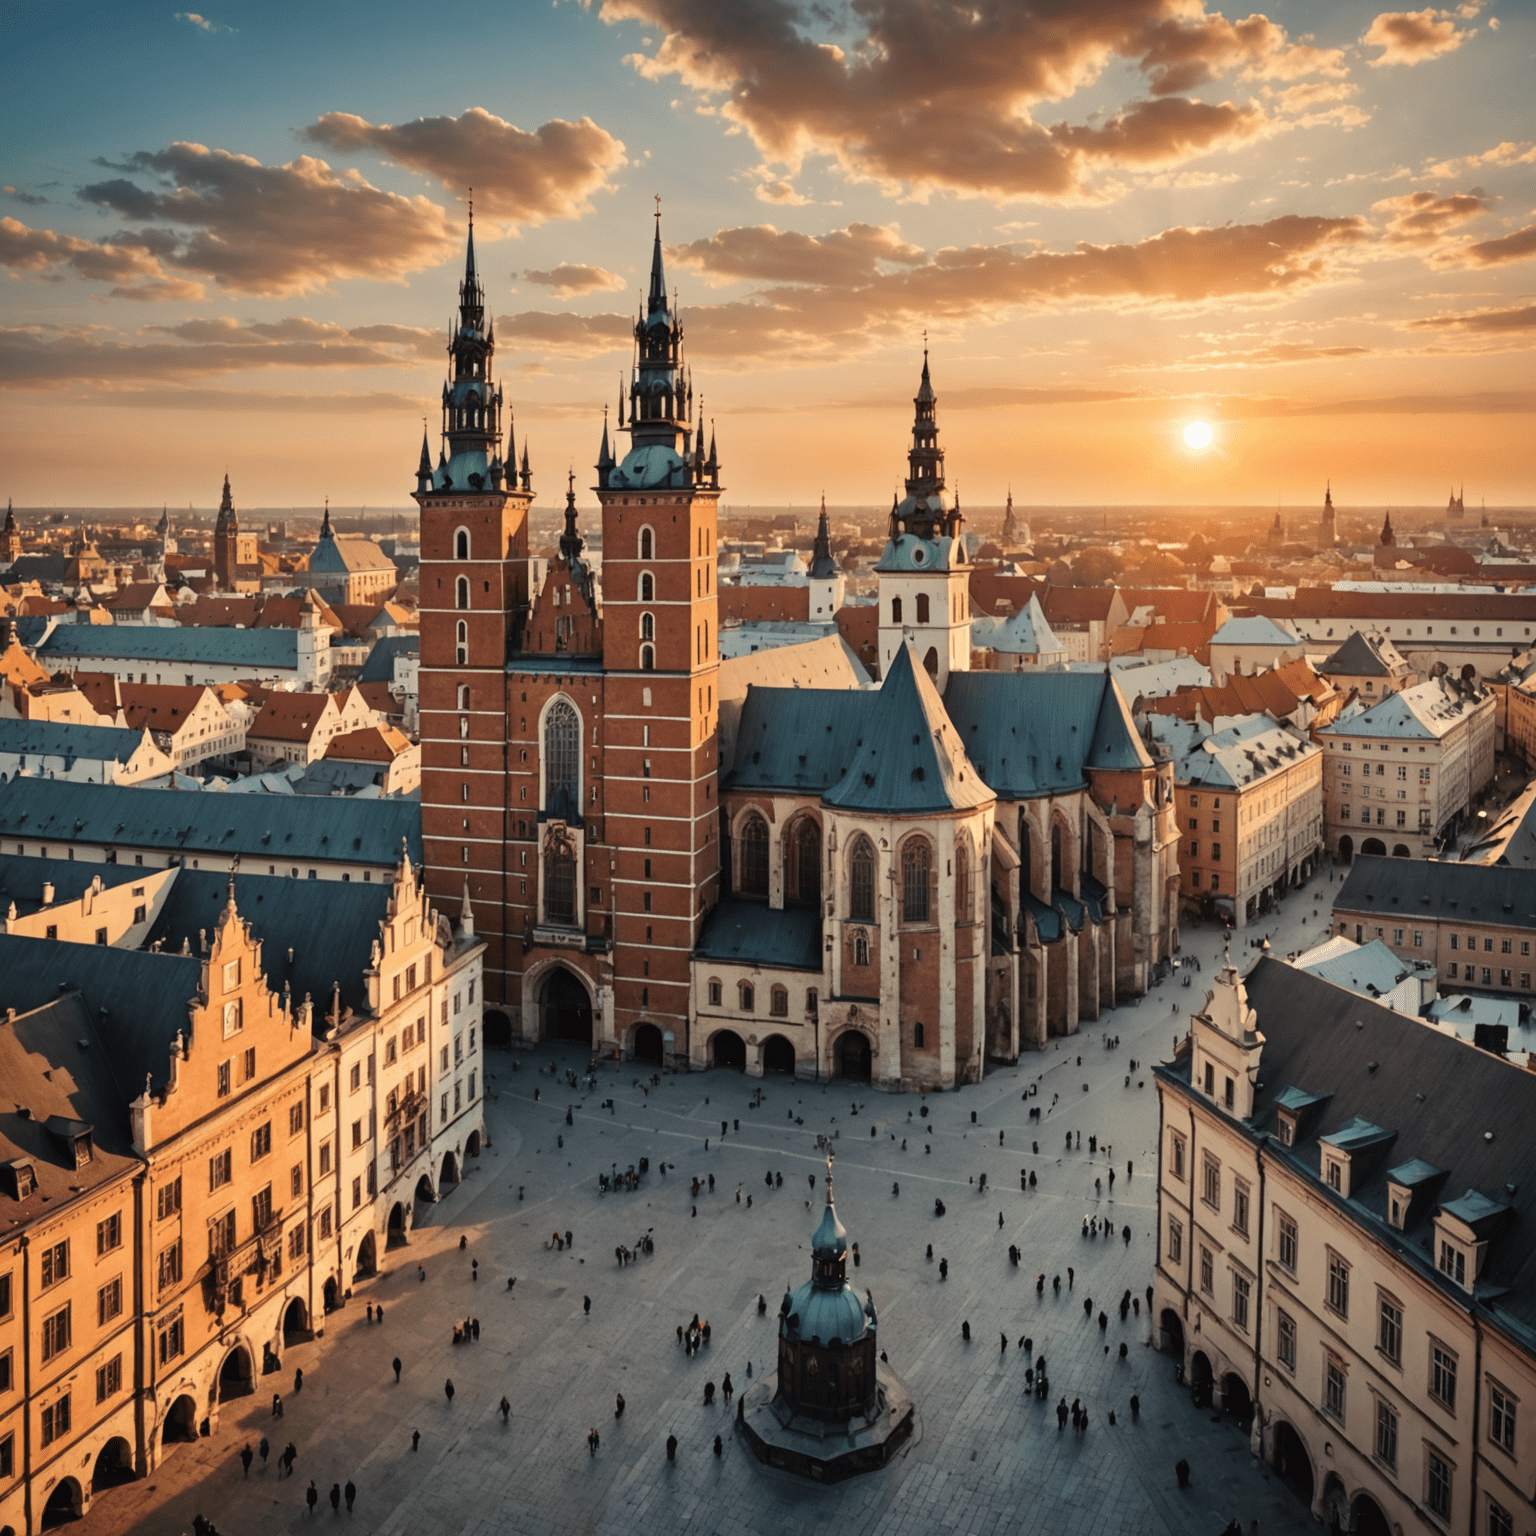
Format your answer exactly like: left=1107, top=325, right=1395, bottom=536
left=1267, top=510, right=1284, bottom=546
left=1, top=500, right=20, bottom=564
left=807, top=498, right=844, bottom=620
left=1317, top=483, right=1337, bottom=548
left=213, top=475, right=239, bottom=590
left=1380, top=511, right=1396, bottom=547
left=875, top=353, right=971, bottom=687
left=1448, top=485, right=1465, bottom=521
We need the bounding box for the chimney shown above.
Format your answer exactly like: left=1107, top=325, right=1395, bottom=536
left=41, top=881, right=55, bottom=906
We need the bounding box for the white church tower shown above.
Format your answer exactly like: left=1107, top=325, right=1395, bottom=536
left=876, top=352, right=971, bottom=687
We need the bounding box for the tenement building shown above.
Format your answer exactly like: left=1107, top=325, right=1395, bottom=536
left=0, top=855, right=482, bottom=1528
left=1155, top=958, right=1536, bottom=1536
left=414, top=215, right=1180, bottom=1083
left=1317, top=676, right=1495, bottom=861
left=1332, top=855, right=1536, bottom=997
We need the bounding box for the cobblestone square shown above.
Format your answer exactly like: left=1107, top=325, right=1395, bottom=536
left=81, top=888, right=1339, bottom=1536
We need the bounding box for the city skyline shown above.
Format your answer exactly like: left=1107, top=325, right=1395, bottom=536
left=2, top=0, right=1533, bottom=508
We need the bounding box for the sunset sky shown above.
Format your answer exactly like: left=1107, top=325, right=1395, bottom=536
left=2, top=0, right=1532, bottom=511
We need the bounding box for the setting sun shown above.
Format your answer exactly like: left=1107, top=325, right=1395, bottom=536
left=1183, top=421, right=1214, bottom=451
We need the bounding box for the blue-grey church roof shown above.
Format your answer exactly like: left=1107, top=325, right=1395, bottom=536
left=37, top=624, right=302, bottom=670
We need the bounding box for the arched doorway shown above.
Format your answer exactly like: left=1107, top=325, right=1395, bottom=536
left=540, top=967, right=593, bottom=1044
left=1392, top=843, right=1410, bottom=857
left=762, top=1035, right=795, bottom=1075
left=386, top=1202, right=408, bottom=1249
left=218, top=1345, right=253, bottom=1401
left=483, top=1008, right=512, bottom=1048
left=1159, top=1308, right=1185, bottom=1358
left=415, top=1172, right=435, bottom=1210
left=1189, top=1350, right=1214, bottom=1408
left=91, top=1437, right=134, bottom=1492
left=354, top=1230, right=377, bottom=1279
left=323, top=1276, right=339, bottom=1313
left=1338, top=835, right=1353, bottom=863
left=40, top=1477, right=82, bottom=1528
left=1351, top=1492, right=1392, bottom=1536
left=1271, top=1420, right=1313, bottom=1505
left=835, top=1030, right=872, bottom=1082
left=465, top=1129, right=481, bottom=1157
left=440, top=1151, right=460, bottom=1188
left=1221, top=1371, right=1252, bottom=1424
left=283, top=1298, right=309, bottom=1346
left=633, top=1022, right=663, bottom=1063
left=1361, top=837, right=1386, bottom=857
left=711, top=1030, right=746, bottom=1071
left=922, top=647, right=938, bottom=677
left=162, top=1394, right=198, bottom=1445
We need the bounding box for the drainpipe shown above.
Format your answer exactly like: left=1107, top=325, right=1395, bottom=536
left=1467, top=1311, right=1483, bottom=1536
left=1252, top=1133, right=1267, bottom=1456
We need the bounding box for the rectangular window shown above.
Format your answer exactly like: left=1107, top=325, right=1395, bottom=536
left=243, top=1046, right=256, bottom=1081
left=1202, top=1157, right=1221, bottom=1210
left=1325, top=1354, right=1346, bottom=1421
left=1489, top=1498, right=1514, bottom=1536
left=209, top=1209, right=236, bottom=1259
left=95, top=1353, right=122, bottom=1403
left=1378, top=1295, right=1402, bottom=1365
left=1426, top=1449, right=1452, bottom=1520
left=0, top=1431, right=12, bottom=1478
left=40, top=1240, right=69, bottom=1288
left=157, top=1240, right=182, bottom=1292
left=289, top=1224, right=306, bottom=1260
left=41, top=1305, right=71, bottom=1362
left=1325, top=1158, right=1342, bottom=1192
left=319, top=1206, right=333, bottom=1240
left=1439, top=1241, right=1467, bottom=1287
left=1374, top=1398, right=1398, bottom=1469
left=351, top=1120, right=363, bottom=1150
left=1431, top=1343, right=1458, bottom=1412
left=1170, top=1132, right=1186, bottom=1180
left=1414, top=931, right=1424, bottom=948
left=210, top=1148, right=232, bottom=1190
left=1232, top=1272, right=1250, bottom=1331
left=97, top=1275, right=123, bottom=1326
left=1199, top=1246, right=1214, bottom=1295
left=1166, top=1216, right=1182, bottom=1264
left=291, top=1163, right=304, bottom=1199
left=157, top=1177, right=182, bottom=1221
left=1233, top=1181, right=1250, bottom=1238
left=1490, top=1383, right=1517, bottom=1453
left=96, top=1211, right=122, bottom=1255
left=217, top=1059, right=231, bottom=1097
left=158, top=1314, right=183, bottom=1364
left=1275, top=1212, right=1298, bottom=1272
left=319, top=1142, right=332, bottom=1176
left=251, top=1122, right=271, bottom=1161
left=1327, top=1252, right=1350, bottom=1318
left=40, top=1393, right=70, bottom=1447
left=289, top=1103, right=305, bottom=1136
left=1277, top=1309, right=1296, bottom=1372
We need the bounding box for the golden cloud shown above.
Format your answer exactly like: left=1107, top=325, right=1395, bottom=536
left=1362, top=7, right=1475, bottom=66
left=0, top=216, right=204, bottom=301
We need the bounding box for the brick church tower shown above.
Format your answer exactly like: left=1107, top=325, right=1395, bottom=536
left=416, top=211, right=721, bottom=1065
left=213, top=474, right=239, bottom=591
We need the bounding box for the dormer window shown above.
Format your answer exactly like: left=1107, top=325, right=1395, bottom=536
left=1276, top=1112, right=1295, bottom=1146
left=1325, top=1157, right=1344, bottom=1194
left=1438, top=1238, right=1468, bottom=1288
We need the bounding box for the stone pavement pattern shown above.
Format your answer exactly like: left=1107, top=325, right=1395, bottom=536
left=79, top=881, right=1345, bottom=1536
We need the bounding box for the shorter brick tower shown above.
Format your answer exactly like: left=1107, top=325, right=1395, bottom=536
left=213, top=475, right=238, bottom=591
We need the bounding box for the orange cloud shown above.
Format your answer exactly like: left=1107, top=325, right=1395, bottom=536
left=0, top=216, right=204, bottom=301
left=1458, top=224, right=1536, bottom=267
left=1363, top=8, right=1475, bottom=66
left=1373, top=189, right=1489, bottom=243
left=77, top=144, right=454, bottom=297
left=669, top=223, right=925, bottom=286
left=594, top=0, right=1352, bottom=202
left=1408, top=302, right=1536, bottom=334
left=522, top=263, right=627, bottom=298
left=303, top=108, right=626, bottom=226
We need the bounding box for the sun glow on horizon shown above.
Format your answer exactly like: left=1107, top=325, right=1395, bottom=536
left=1183, top=420, right=1214, bottom=451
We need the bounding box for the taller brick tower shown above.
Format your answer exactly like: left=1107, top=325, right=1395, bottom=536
left=213, top=475, right=239, bottom=591
left=415, top=212, right=533, bottom=1003
left=594, top=212, right=722, bottom=1062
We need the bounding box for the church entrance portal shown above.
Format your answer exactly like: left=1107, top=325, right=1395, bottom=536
left=835, top=1031, right=871, bottom=1082
left=541, top=967, right=593, bottom=1045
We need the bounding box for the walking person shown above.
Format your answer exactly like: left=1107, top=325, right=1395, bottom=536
left=666, top=1434, right=678, bottom=1462
left=294, top=1367, right=304, bottom=1394
left=411, top=1429, right=420, bottom=1452
left=392, top=1357, right=401, bottom=1383
left=259, top=1437, right=270, bottom=1471
left=444, top=1378, right=455, bottom=1405
left=615, top=1393, right=625, bottom=1419
left=330, top=1483, right=342, bottom=1516
left=240, top=1443, right=253, bottom=1478
left=588, top=1426, right=600, bottom=1457
left=306, top=1480, right=319, bottom=1517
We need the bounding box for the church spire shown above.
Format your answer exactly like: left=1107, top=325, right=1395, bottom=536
left=560, top=468, right=584, bottom=566
left=647, top=198, right=668, bottom=316
left=809, top=496, right=837, bottom=579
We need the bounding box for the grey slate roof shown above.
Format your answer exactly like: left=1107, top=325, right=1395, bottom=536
left=0, top=854, right=152, bottom=915
left=359, top=635, right=418, bottom=684
left=145, top=867, right=391, bottom=1018
left=1335, top=854, right=1536, bottom=933
left=0, top=777, right=420, bottom=868
left=0, top=934, right=203, bottom=1095
left=37, top=624, right=301, bottom=669
left=943, top=670, right=1150, bottom=799
left=694, top=898, right=822, bottom=972
left=1226, top=957, right=1536, bottom=1339
left=0, top=717, right=154, bottom=764
left=1320, top=630, right=1394, bottom=677
left=0, top=991, right=139, bottom=1226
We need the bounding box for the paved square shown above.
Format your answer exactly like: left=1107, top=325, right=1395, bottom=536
left=82, top=889, right=1341, bottom=1536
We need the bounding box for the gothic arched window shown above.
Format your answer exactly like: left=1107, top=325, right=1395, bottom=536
left=853, top=931, right=870, bottom=967
left=770, top=986, right=788, bottom=1017
left=739, top=814, right=769, bottom=898
left=902, top=840, right=931, bottom=923
left=640, top=645, right=655, bottom=671
left=456, top=576, right=470, bottom=610
left=543, top=700, right=580, bottom=819
left=788, top=817, right=821, bottom=905
left=916, top=593, right=930, bottom=624
left=639, top=527, right=654, bottom=560
left=640, top=572, right=654, bottom=602
left=640, top=612, right=654, bottom=642
left=849, top=836, right=875, bottom=922
left=455, top=528, right=470, bottom=560
left=544, top=835, right=576, bottom=926
left=455, top=621, right=467, bottom=666
left=955, top=836, right=973, bottom=923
